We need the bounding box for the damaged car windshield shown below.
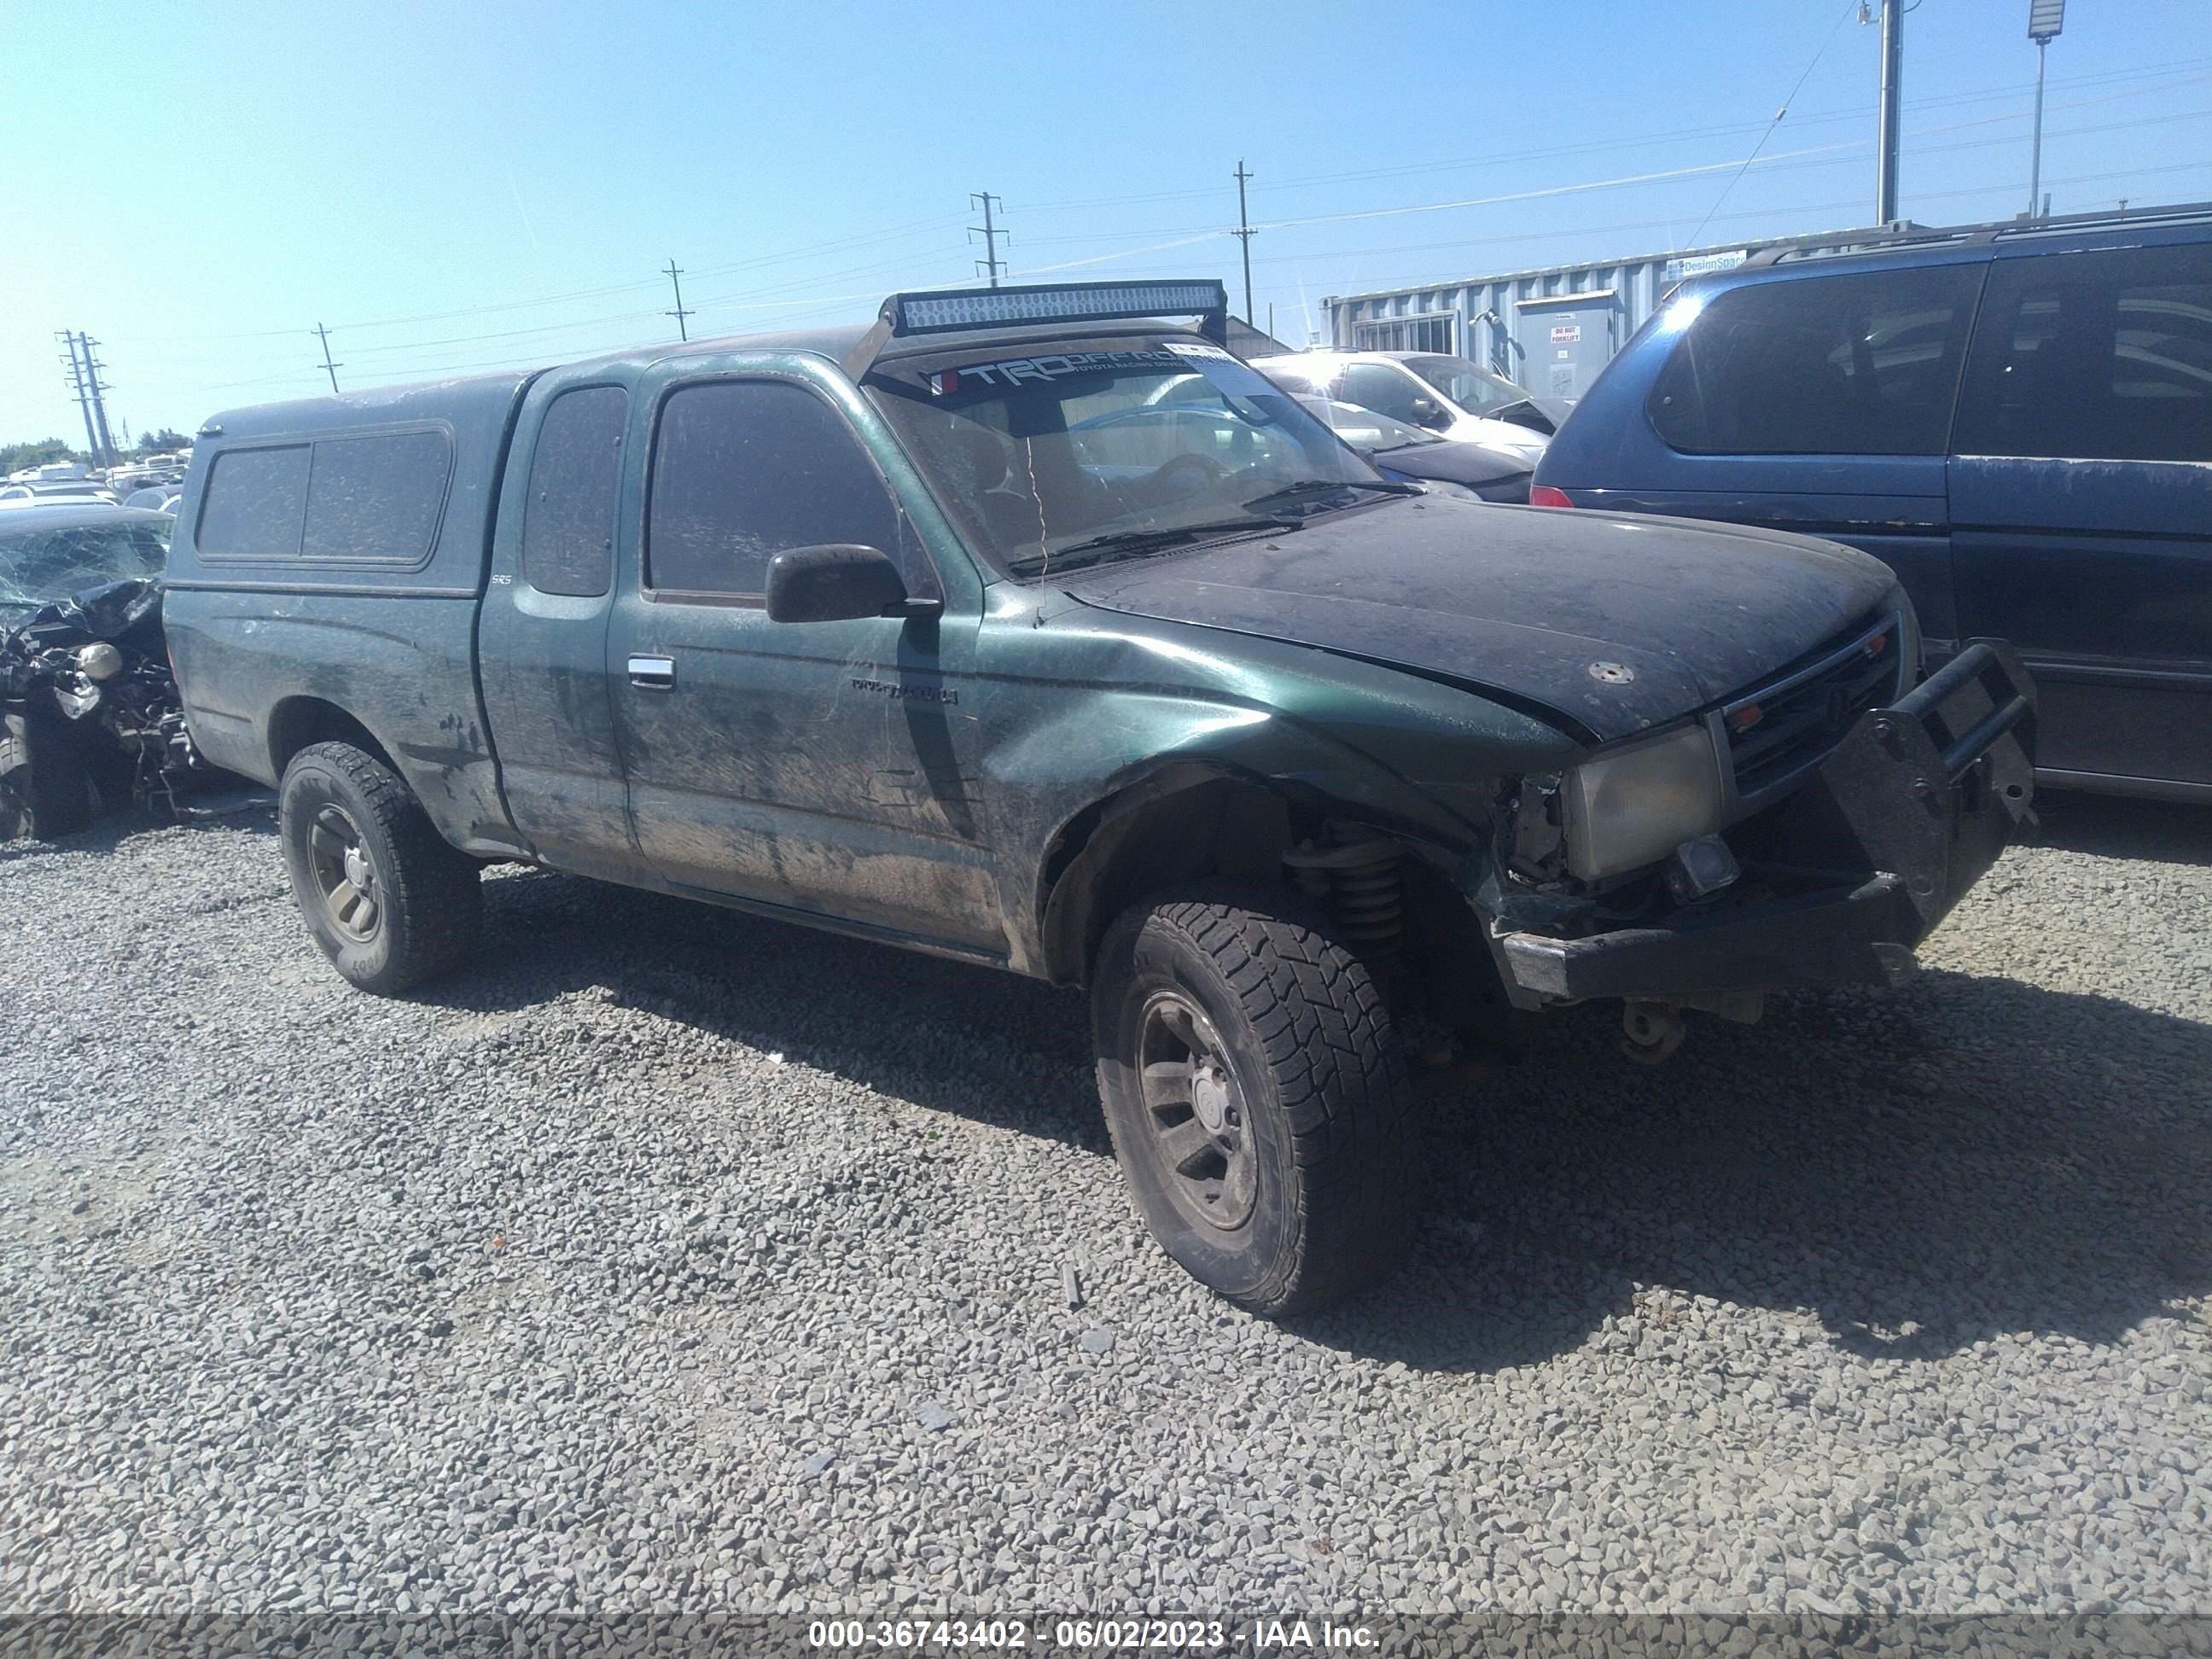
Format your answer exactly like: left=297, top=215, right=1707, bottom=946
left=1402, top=354, right=1527, bottom=417
left=0, top=521, right=172, bottom=619
left=867, top=340, right=1394, bottom=579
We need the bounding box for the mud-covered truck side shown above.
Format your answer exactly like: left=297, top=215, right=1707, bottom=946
left=165, top=279, right=2035, bottom=1315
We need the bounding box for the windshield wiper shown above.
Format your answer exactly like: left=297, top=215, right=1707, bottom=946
left=1007, top=515, right=1297, bottom=578
left=1241, top=478, right=1424, bottom=515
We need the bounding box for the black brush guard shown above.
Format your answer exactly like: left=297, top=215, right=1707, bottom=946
left=1499, top=640, right=2038, bottom=1001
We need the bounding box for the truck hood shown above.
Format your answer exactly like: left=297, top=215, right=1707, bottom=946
left=1061, top=498, right=1899, bottom=743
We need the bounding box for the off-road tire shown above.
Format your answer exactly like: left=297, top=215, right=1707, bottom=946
left=278, top=741, right=480, bottom=994
left=0, top=713, right=97, bottom=840
left=1092, top=884, right=1423, bottom=1317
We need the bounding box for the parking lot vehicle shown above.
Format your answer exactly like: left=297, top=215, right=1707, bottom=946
left=1533, top=203, right=2212, bottom=800
left=1, top=504, right=183, bottom=838
left=1295, top=394, right=1531, bottom=502
left=1253, top=350, right=1563, bottom=464
left=164, top=279, right=2035, bottom=1313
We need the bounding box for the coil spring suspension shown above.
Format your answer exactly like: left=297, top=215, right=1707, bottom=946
left=1283, top=836, right=1404, bottom=962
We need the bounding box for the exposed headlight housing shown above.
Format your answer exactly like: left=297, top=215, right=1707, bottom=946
left=1560, top=723, right=1726, bottom=881
left=76, top=642, right=125, bottom=682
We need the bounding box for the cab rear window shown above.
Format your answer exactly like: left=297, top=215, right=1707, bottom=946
left=1647, top=266, right=1981, bottom=457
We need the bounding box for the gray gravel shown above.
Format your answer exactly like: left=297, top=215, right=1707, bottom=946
left=2, top=795, right=2208, bottom=1617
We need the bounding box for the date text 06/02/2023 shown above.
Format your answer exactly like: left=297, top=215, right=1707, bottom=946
left=806, top=1617, right=1378, bottom=1650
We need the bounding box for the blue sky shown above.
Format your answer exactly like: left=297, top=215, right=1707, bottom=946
left=3, top=0, right=2207, bottom=445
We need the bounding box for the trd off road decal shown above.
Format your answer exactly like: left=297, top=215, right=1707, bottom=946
left=926, top=341, right=1230, bottom=394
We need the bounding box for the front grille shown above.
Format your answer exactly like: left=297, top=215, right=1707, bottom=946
left=1720, top=614, right=1903, bottom=798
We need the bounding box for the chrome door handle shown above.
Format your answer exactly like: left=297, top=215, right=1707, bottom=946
left=628, top=654, right=676, bottom=690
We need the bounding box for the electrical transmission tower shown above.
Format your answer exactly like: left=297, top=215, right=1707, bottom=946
left=57, top=331, right=102, bottom=463
left=79, top=335, right=119, bottom=465
left=664, top=259, right=694, bottom=341
left=314, top=323, right=344, bottom=394
left=55, top=331, right=119, bottom=466
left=969, top=192, right=1006, bottom=288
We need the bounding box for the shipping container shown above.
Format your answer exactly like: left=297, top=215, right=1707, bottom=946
left=1324, top=224, right=1919, bottom=399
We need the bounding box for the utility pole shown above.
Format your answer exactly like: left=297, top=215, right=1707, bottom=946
left=314, top=323, right=343, bottom=395
left=2028, top=1, right=2066, bottom=219
left=1232, top=160, right=1257, bottom=325
left=664, top=259, right=694, bottom=341
left=1875, top=0, right=1903, bottom=224
left=969, top=192, right=1005, bottom=288
left=58, top=331, right=101, bottom=464
left=79, top=334, right=118, bottom=468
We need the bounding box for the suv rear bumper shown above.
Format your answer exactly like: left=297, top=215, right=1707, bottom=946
left=1496, top=640, right=2037, bottom=1004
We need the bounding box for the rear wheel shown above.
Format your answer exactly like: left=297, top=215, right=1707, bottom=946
left=278, top=741, right=480, bottom=993
left=1092, top=885, right=1423, bottom=1316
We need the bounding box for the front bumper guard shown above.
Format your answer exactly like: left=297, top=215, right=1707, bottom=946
left=1498, top=640, right=2037, bottom=1004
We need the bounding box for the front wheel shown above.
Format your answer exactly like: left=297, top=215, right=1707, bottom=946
left=278, top=741, right=481, bottom=994
left=1092, top=886, right=1423, bottom=1316
left=0, top=713, right=97, bottom=840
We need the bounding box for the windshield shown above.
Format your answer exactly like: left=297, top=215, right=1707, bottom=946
left=0, top=520, right=170, bottom=617
left=867, top=338, right=1391, bottom=578
left=1402, top=354, right=1528, bottom=416
left=1295, top=395, right=1441, bottom=454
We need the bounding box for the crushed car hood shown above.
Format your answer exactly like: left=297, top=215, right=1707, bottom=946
left=1371, top=439, right=1528, bottom=491
left=1062, top=498, right=1899, bottom=743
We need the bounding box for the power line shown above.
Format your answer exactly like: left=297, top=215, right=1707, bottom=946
left=1685, top=0, right=1860, bottom=248
left=1012, top=56, right=2212, bottom=215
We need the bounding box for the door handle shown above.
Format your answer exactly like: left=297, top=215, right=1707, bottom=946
left=628, top=654, right=676, bottom=690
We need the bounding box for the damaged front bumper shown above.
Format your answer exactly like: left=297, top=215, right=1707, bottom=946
left=1495, top=640, right=2037, bottom=1006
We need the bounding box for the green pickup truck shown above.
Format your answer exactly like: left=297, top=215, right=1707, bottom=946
left=163, top=280, right=2035, bottom=1314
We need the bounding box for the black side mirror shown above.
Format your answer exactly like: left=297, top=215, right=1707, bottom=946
left=1408, top=396, right=1451, bottom=430
left=764, top=544, right=940, bottom=624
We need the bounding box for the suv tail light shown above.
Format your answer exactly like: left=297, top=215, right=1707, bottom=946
left=1528, top=485, right=1574, bottom=509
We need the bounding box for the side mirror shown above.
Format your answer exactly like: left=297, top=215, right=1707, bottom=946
left=1408, top=396, right=1451, bottom=431
left=763, top=544, right=940, bottom=624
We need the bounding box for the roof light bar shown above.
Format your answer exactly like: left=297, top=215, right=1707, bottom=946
left=887, top=279, right=1228, bottom=338
left=840, top=278, right=1232, bottom=381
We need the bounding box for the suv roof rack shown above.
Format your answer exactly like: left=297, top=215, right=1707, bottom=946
left=841, top=278, right=1229, bottom=377
left=1739, top=199, right=2212, bottom=268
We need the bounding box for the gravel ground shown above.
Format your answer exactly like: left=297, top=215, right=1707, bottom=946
left=2, top=795, right=2208, bottom=1618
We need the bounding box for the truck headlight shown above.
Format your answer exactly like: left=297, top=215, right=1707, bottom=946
left=1561, top=723, right=1726, bottom=881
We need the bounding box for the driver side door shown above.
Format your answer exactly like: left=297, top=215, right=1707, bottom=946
left=604, top=360, right=1005, bottom=953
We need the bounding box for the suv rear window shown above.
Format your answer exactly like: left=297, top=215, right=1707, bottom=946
left=1954, top=242, right=2212, bottom=463
left=1648, top=265, right=1982, bottom=456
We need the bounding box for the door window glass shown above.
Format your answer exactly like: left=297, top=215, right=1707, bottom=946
left=522, top=386, right=628, bottom=597
left=1337, top=363, right=1427, bottom=424
left=647, top=381, right=912, bottom=597
left=1955, top=243, right=2212, bottom=463
left=1648, top=265, right=1982, bottom=455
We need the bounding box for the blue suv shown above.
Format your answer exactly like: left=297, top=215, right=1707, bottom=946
left=1533, top=205, right=2212, bottom=801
